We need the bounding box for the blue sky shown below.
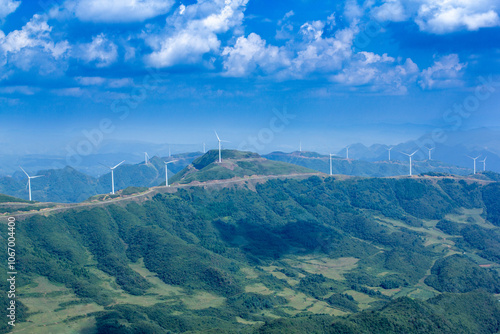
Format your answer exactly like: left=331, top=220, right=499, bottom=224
left=0, top=0, right=500, bottom=156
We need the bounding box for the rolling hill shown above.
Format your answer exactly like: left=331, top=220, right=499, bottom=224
left=169, top=150, right=317, bottom=184
left=0, top=153, right=200, bottom=203
left=264, top=151, right=473, bottom=177
left=1, top=168, right=500, bottom=333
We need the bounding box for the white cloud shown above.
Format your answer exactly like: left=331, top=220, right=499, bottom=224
left=419, top=54, right=466, bottom=89
left=0, top=0, right=21, bottom=21
left=276, top=10, right=295, bottom=40
left=332, top=54, right=419, bottom=94
left=371, top=0, right=408, bottom=22
left=145, top=0, right=249, bottom=68
left=0, top=14, right=70, bottom=72
left=222, top=33, right=290, bottom=77
left=77, top=34, right=118, bottom=67
left=416, top=0, right=500, bottom=33
left=69, top=0, right=175, bottom=23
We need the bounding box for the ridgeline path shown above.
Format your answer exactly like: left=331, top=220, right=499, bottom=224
left=0, top=172, right=323, bottom=221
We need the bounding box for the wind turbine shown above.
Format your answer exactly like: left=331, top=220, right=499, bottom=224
left=329, top=154, right=334, bottom=175
left=480, top=156, right=487, bottom=172
left=426, top=147, right=435, bottom=160
left=401, top=150, right=418, bottom=176
left=101, top=160, right=125, bottom=194
left=19, top=167, right=44, bottom=201
left=345, top=146, right=350, bottom=160
left=164, top=160, right=178, bottom=187
left=299, top=141, right=302, bottom=152
left=144, top=152, right=150, bottom=165
left=387, top=146, right=394, bottom=161
left=203, top=143, right=206, bottom=154
left=467, top=155, right=481, bottom=174
left=214, top=131, right=229, bottom=163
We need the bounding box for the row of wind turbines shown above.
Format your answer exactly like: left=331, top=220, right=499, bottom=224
left=18, top=131, right=229, bottom=201
left=18, top=132, right=488, bottom=201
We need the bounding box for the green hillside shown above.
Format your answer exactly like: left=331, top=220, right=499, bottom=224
left=3, top=175, right=500, bottom=333
left=169, top=150, right=317, bottom=184
left=264, top=151, right=472, bottom=177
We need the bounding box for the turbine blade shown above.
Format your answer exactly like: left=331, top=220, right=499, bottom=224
left=113, top=160, right=125, bottom=169
left=411, top=150, right=418, bottom=156
left=400, top=152, right=410, bottom=156
left=31, top=175, right=44, bottom=179
left=19, top=166, right=29, bottom=177
left=99, top=162, right=111, bottom=169
left=214, top=130, right=220, bottom=141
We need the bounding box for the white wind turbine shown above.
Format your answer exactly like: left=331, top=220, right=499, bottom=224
left=480, top=156, right=487, bottom=172
left=387, top=146, right=394, bottom=161
left=467, top=155, right=481, bottom=174
left=214, top=131, right=229, bottom=163
left=426, top=147, right=435, bottom=160
left=203, top=143, right=206, bottom=154
left=401, top=150, right=418, bottom=176
left=144, top=152, right=150, bottom=165
left=299, top=141, right=302, bottom=152
left=329, top=154, right=334, bottom=175
left=164, top=160, right=178, bottom=187
left=20, top=167, right=44, bottom=201
left=345, top=146, right=350, bottom=160
left=101, top=160, right=125, bottom=194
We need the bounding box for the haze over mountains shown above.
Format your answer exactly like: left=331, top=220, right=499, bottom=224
left=0, top=128, right=498, bottom=177
left=0, top=148, right=484, bottom=203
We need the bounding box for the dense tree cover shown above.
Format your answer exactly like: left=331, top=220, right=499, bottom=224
left=258, top=292, right=500, bottom=334
left=8, top=176, right=500, bottom=333
left=483, top=183, right=500, bottom=226
left=425, top=255, right=500, bottom=293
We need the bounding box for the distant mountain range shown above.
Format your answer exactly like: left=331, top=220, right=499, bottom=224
left=264, top=151, right=472, bottom=177
left=337, top=128, right=500, bottom=173
left=0, top=153, right=200, bottom=203
left=0, top=147, right=489, bottom=203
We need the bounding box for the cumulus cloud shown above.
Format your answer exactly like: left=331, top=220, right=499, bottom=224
left=0, top=0, right=20, bottom=21
left=222, top=33, right=290, bottom=77
left=371, top=0, right=408, bottom=22
left=68, top=0, right=175, bottom=23
left=0, top=14, right=70, bottom=72
left=332, top=54, right=419, bottom=94
left=419, top=54, right=466, bottom=89
left=145, top=0, right=249, bottom=68
left=415, top=0, right=500, bottom=33
left=276, top=10, right=295, bottom=40
left=77, top=34, right=118, bottom=67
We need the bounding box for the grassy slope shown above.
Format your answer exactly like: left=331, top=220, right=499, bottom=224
left=170, top=150, right=316, bottom=184
left=4, top=176, right=500, bottom=333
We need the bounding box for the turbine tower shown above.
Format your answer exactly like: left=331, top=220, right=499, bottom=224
left=214, top=131, right=229, bottom=163
left=203, top=143, right=206, bottom=154
left=19, top=167, right=44, bottom=201
left=426, top=147, right=435, bottom=160
left=401, top=150, right=418, bottom=176
left=480, top=156, right=487, bottom=172
left=467, top=155, right=481, bottom=174
left=299, top=141, right=302, bottom=152
left=164, top=160, right=177, bottom=187
left=101, top=161, right=125, bottom=194
left=329, top=154, right=334, bottom=176
left=144, top=152, right=150, bottom=165
left=345, top=146, right=350, bottom=160
left=387, top=146, right=394, bottom=161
